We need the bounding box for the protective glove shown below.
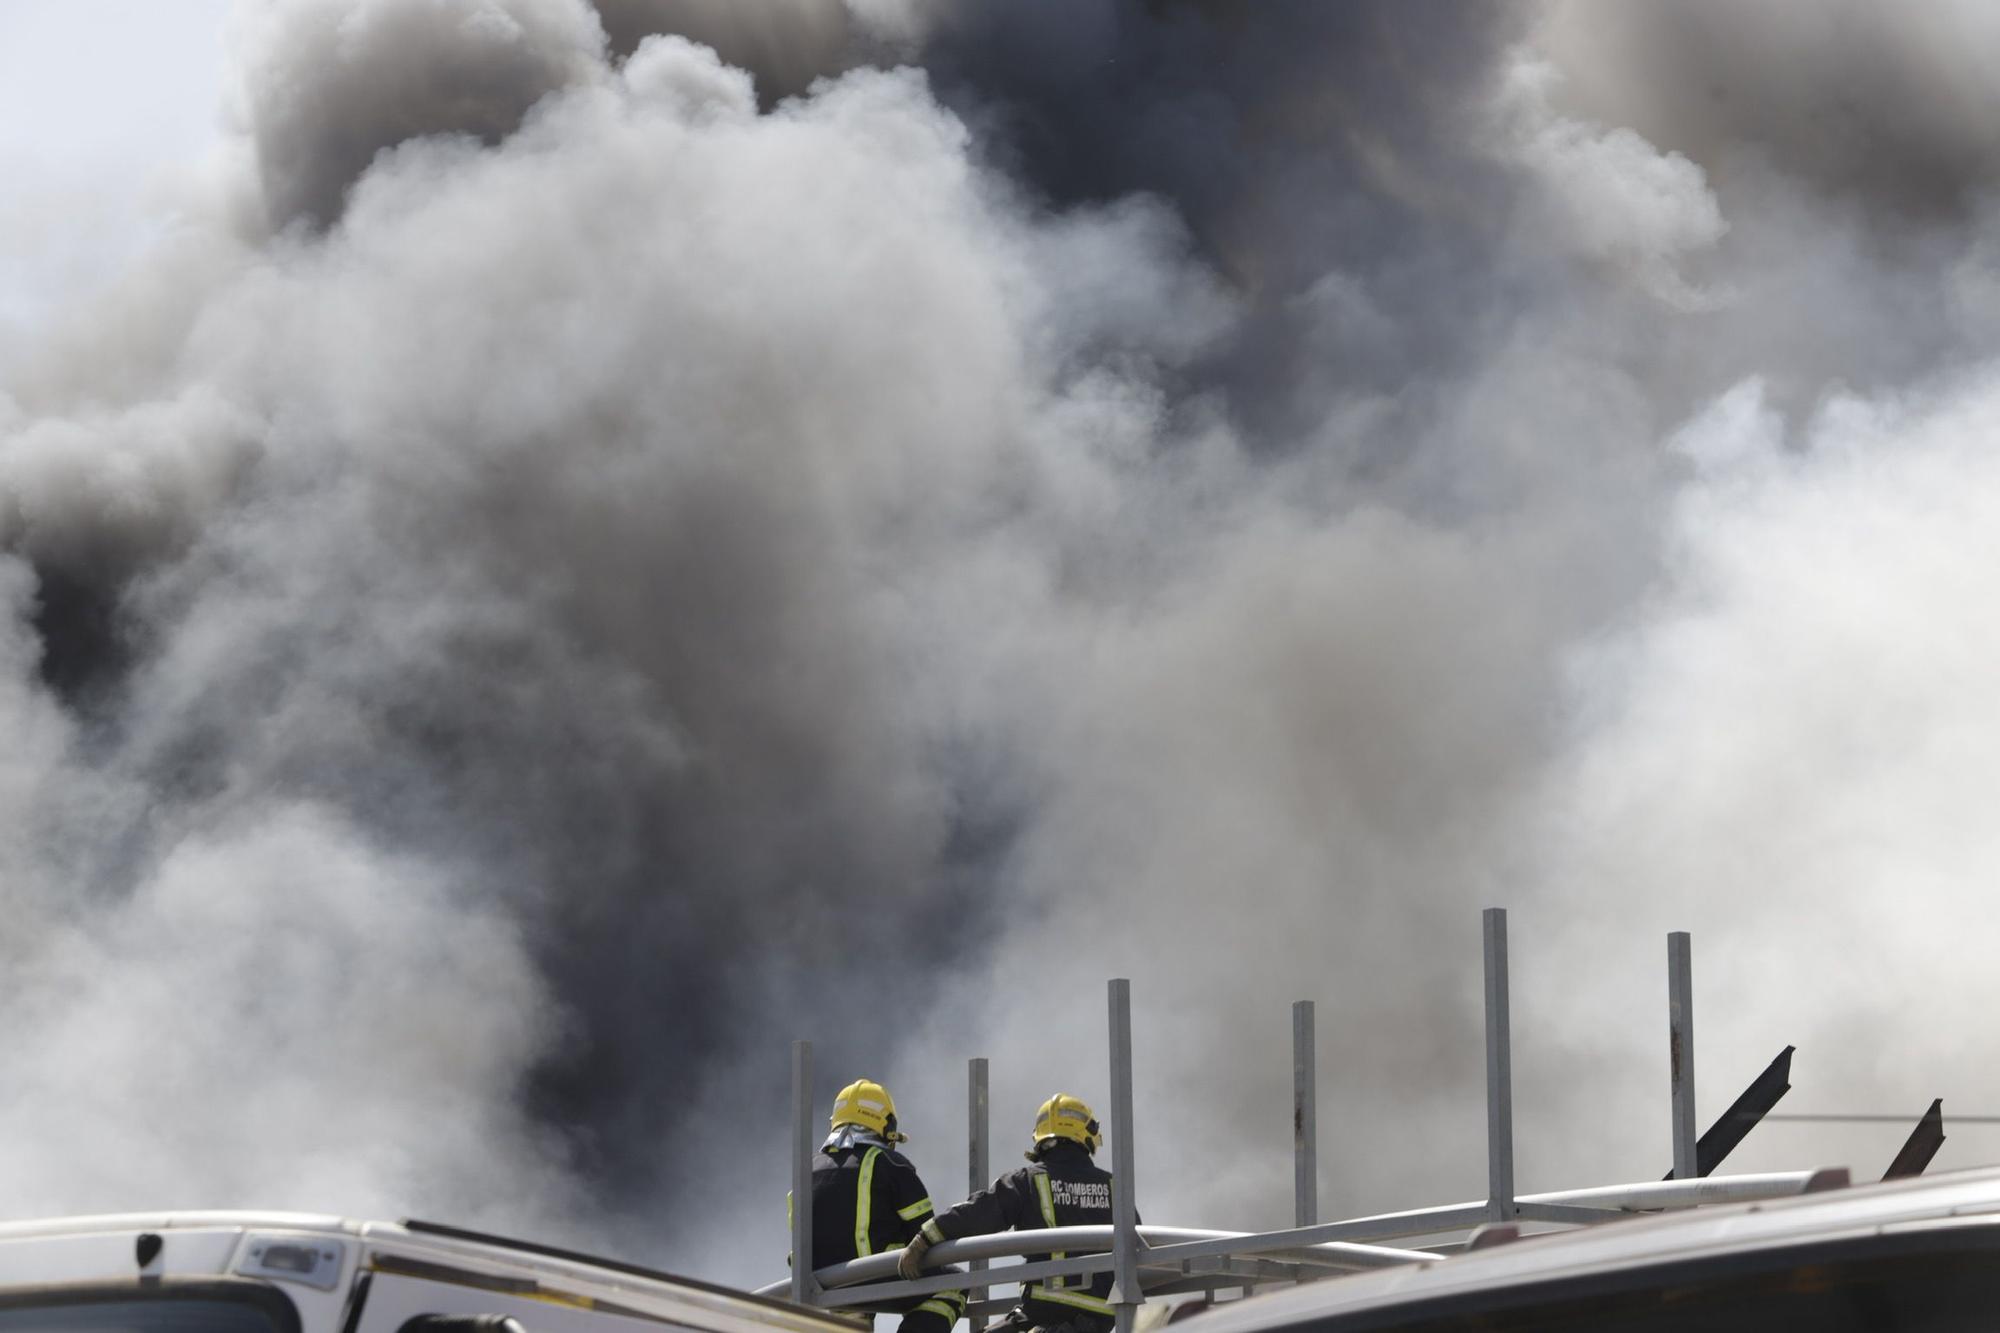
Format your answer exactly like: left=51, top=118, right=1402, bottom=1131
left=896, top=1231, right=934, bottom=1282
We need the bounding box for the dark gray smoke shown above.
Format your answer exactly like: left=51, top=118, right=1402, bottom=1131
left=5, top=0, right=2000, bottom=1291
left=593, top=0, right=853, bottom=102
left=1537, top=1, right=2000, bottom=219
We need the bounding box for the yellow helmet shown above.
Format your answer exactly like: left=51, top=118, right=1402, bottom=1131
left=831, top=1078, right=907, bottom=1142
left=1029, top=1093, right=1101, bottom=1157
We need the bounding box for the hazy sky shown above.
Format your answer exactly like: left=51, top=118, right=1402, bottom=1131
left=0, top=2, right=233, bottom=336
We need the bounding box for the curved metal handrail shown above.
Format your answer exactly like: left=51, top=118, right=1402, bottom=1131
left=754, top=1224, right=1430, bottom=1300
left=755, top=1171, right=1832, bottom=1303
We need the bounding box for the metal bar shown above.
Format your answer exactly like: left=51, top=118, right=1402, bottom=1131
left=1482, top=908, right=1514, bottom=1220
left=1258, top=1246, right=1430, bottom=1272
left=1883, top=1099, right=1946, bottom=1180
left=1139, top=1237, right=1430, bottom=1270
left=790, top=1040, right=815, bottom=1307
left=1512, top=1202, right=1624, bottom=1225
left=1125, top=1168, right=1830, bottom=1271
left=1533, top=1170, right=1825, bottom=1212
left=965, top=1297, right=1022, bottom=1319
left=968, top=1056, right=991, bottom=1332
left=756, top=1172, right=1837, bottom=1300
left=1109, top=978, right=1141, bottom=1333
left=793, top=1225, right=1250, bottom=1288
left=1697, top=1044, right=1792, bottom=1176
left=811, top=1237, right=1429, bottom=1310
left=817, top=1256, right=1119, bottom=1307
left=1661, top=1046, right=1794, bottom=1180
left=816, top=1245, right=1277, bottom=1309
left=1784, top=1104, right=2000, bottom=1112
left=1669, top=932, right=1697, bottom=1180
left=1178, top=1258, right=1307, bottom=1283
left=1136, top=1208, right=1493, bottom=1262
left=1146, top=1276, right=1295, bottom=1298
left=1294, top=1000, right=1317, bottom=1228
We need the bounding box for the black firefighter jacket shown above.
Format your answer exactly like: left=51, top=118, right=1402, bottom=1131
left=920, top=1141, right=1132, bottom=1330
left=807, top=1141, right=941, bottom=1268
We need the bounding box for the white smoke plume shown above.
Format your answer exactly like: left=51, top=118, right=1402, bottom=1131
left=4, top=0, right=2000, bottom=1294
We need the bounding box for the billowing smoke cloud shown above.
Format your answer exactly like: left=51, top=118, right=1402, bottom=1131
left=592, top=0, right=854, bottom=102
left=5, top=0, right=2000, bottom=1294
left=245, top=0, right=607, bottom=228
left=1536, top=1, right=2000, bottom=219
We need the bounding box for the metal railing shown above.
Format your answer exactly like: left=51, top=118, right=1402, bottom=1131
left=755, top=1173, right=1834, bottom=1312
left=770, top=911, right=1926, bottom=1323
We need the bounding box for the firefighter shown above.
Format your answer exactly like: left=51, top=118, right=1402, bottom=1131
left=898, top=1094, right=1130, bottom=1333
left=793, top=1078, right=965, bottom=1333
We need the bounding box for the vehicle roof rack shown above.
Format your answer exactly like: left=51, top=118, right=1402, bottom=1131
left=763, top=910, right=1943, bottom=1331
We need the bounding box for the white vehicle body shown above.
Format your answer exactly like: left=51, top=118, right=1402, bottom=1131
left=0, top=1214, right=850, bottom=1333
left=1185, top=1165, right=2000, bottom=1331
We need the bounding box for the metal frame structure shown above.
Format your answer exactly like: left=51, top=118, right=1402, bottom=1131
left=766, top=909, right=1940, bottom=1319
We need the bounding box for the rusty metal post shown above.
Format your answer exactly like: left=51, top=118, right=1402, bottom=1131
left=968, top=1057, right=990, bottom=1330
left=1669, top=932, right=1697, bottom=1181
left=1293, top=1000, right=1318, bottom=1228
left=1483, top=909, right=1515, bottom=1220
left=790, top=1040, right=816, bottom=1306
left=1109, top=979, right=1141, bottom=1333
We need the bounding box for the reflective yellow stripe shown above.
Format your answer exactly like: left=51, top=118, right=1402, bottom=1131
left=1030, top=1285, right=1113, bottom=1314
left=855, top=1147, right=881, bottom=1257
left=921, top=1218, right=945, bottom=1244
left=915, top=1297, right=963, bottom=1320
left=897, top=1196, right=933, bottom=1221
left=1033, top=1171, right=1059, bottom=1228
left=1033, top=1172, right=1069, bottom=1286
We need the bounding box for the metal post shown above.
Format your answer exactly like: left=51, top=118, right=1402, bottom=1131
left=1483, top=909, right=1514, bottom=1220
left=1108, top=979, right=1141, bottom=1333
left=968, top=1057, right=990, bottom=1331
left=790, top=1040, right=816, bottom=1306
left=1669, top=932, right=1697, bottom=1181
left=1293, top=1000, right=1317, bottom=1228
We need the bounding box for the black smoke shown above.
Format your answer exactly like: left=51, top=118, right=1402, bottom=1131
left=6, top=0, right=2000, bottom=1289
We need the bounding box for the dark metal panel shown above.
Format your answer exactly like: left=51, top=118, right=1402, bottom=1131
left=1883, top=1099, right=1946, bottom=1181
left=1661, top=1045, right=1794, bottom=1179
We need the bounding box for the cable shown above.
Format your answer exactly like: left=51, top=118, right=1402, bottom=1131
left=1768, top=1104, right=2000, bottom=1112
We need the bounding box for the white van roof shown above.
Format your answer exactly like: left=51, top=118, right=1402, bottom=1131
left=1187, top=1165, right=2000, bottom=1331
left=0, top=1211, right=852, bottom=1333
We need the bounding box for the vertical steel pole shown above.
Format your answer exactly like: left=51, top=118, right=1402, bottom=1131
left=1482, top=909, right=1515, bottom=1220
left=1669, top=932, right=1698, bottom=1180
left=968, top=1057, right=990, bottom=1332
left=790, top=1040, right=816, bottom=1306
left=1108, top=979, right=1140, bottom=1333
left=1293, top=1000, right=1318, bottom=1228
